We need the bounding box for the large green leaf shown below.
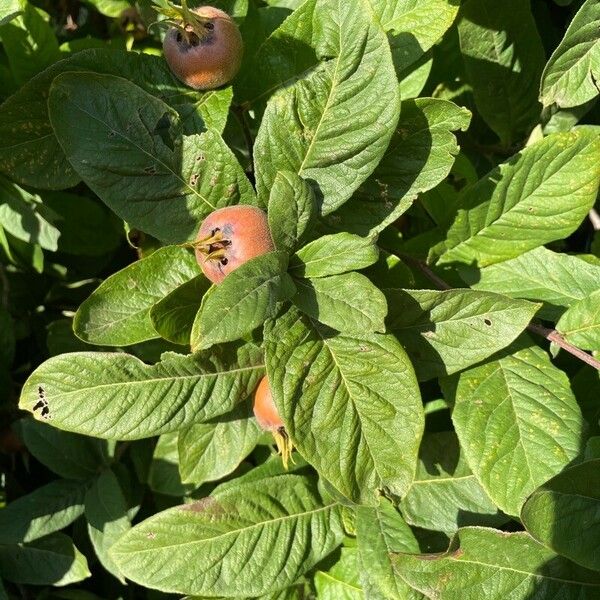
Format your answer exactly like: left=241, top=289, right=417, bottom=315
left=85, top=469, right=131, bottom=583
left=465, top=246, right=600, bottom=320
left=0, top=49, right=231, bottom=189
left=48, top=72, right=253, bottom=243
left=356, top=499, right=421, bottom=600
left=392, top=527, right=600, bottom=599
left=0, top=480, right=87, bottom=544
left=74, top=246, right=199, bottom=346
left=264, top=307, right=423, bottom=504
left=15, top=418, right=110, bottom=480
left=290, top=233, right=378, bottom=278
left=150, top=275, right=210, bottom=346
left=433, top=130, right=600, bottom=267
left=19, top=343, right=263, bottom=440
left=292, top=273, right=387, bottom=335
left=254, top=0, right=401, bottom=214
left=178, top=401, right=261, bottom=486
left=367, top=0, right=460, bottom=73
left=540, top=0, right=600, bottom=108
left=324, top=98, right=471, bottom=236
left=521, top=459, right=600, bottom=572
left=0, top=175, right=60, bottom=251
left=458, top=0, right=544, bottom=146
left=110, top=474, right=344, bottom=597
left=400, top=432, right=506, bottom=534
left=449, top=343, right=584, bottom=516
left=556, top=289, right=600, bottom=351
left=0, top=533, right=90, bottom=586
left=387, top=289, right=540, bottom=380
left=191, top=252, right=295, bottom=351
left=314, top=548, right=362, bottom=599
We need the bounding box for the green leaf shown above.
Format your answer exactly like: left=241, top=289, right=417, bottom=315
left=290, top=233, right=378, bottom=278
left=236, top=0, right=318, bottom=108
left=48, top=72, right=254, bottom=243
left=264, top=307, right=423, bottom=505
left=84, top=0, right=132, bottom=18
left=74, top=246, right=199, bottom=346
left=458, top=0, right=545, bottom=146
left=0, top=4, right=60, bottom=85
left=556, top=289, right=600, bottom=351
left=434, top=130, right=600, bottom=267
left=18, top=343, right=264, bottom=440
left=0, top=0, right=21, bottom=27
left=85, top=469, right=131, bottom=583
left=0, top=49, right=228, bottom=190
left=178, top=401, right=261, bottom=486
left=0, top=480, right=87, bottom=544
left=314, top=548, right=362, bottom=599
left=324, top=98, right=471, bottom=236
left=254, top=0, right=401, bottom=214
left=15, top=418, right=110, bottom=480
left=0, top=175, right=60, bottom=251
left=540, top=0, right=600, bottom=108
left=449, top=343, right=585, bottom=516
left=293, top=273, right=387, bottom=335
left=367, top=0, right=460, bottom=74
left=392, top=527, right=600, bottom=600
left=465, top=246, right=600, bottom=320
left=110, top=474, right=344, bottom=597
left=150, top=275, right=210, bottom=346
left=521, top=459, right=600, bottom=572
left=191, top=252, right=295, bottom=351
left=147, top=432, right=194, bottom=497
left=387, top=289, right=540, bottom=380
left=0, top=533, right=90, bottom=586
left=400, top=432, right=506, bottom=534
left=356, top=498, right=421, bottom=600
left=268, top=171, right=316, bottom=254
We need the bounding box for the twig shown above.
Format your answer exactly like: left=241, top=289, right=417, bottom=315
left=589, top=208, right=600, bottom=231
left=403, top=256, right=600, bottom=372
left=232, top=104, right=254, bottom=174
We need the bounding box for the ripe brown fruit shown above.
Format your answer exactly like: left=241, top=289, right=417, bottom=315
left=162, top=5, right=243, bottom=90
left=193, top=205, right=274, bottom=284
left=253, top=375, right=293, bottom=469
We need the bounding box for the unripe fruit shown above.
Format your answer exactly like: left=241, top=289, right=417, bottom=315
left=162, top=6, right=243, bottom=90
left=253, top=375, right=293, bottom=469
left=194, top=205, right=274, bottom=284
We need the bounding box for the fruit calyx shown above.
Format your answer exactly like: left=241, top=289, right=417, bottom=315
left=186, top=227, right=232, bottom=266
left=153, top=0, right=216, bottom=45
left=272, top=427, right=294, bottom=470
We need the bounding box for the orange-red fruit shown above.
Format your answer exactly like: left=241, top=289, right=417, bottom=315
left=163, top=6, right=243, bottom=90
left=253, top=376, right=283, bottom=432
left=195, top=205, right=274, bottom=284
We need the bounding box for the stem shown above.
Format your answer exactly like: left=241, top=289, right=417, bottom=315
left=589, top=208, right=600, bottom=231
left=233, top=104, right=254, bottom=174
left=403, top=255, right=600, bottom=372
